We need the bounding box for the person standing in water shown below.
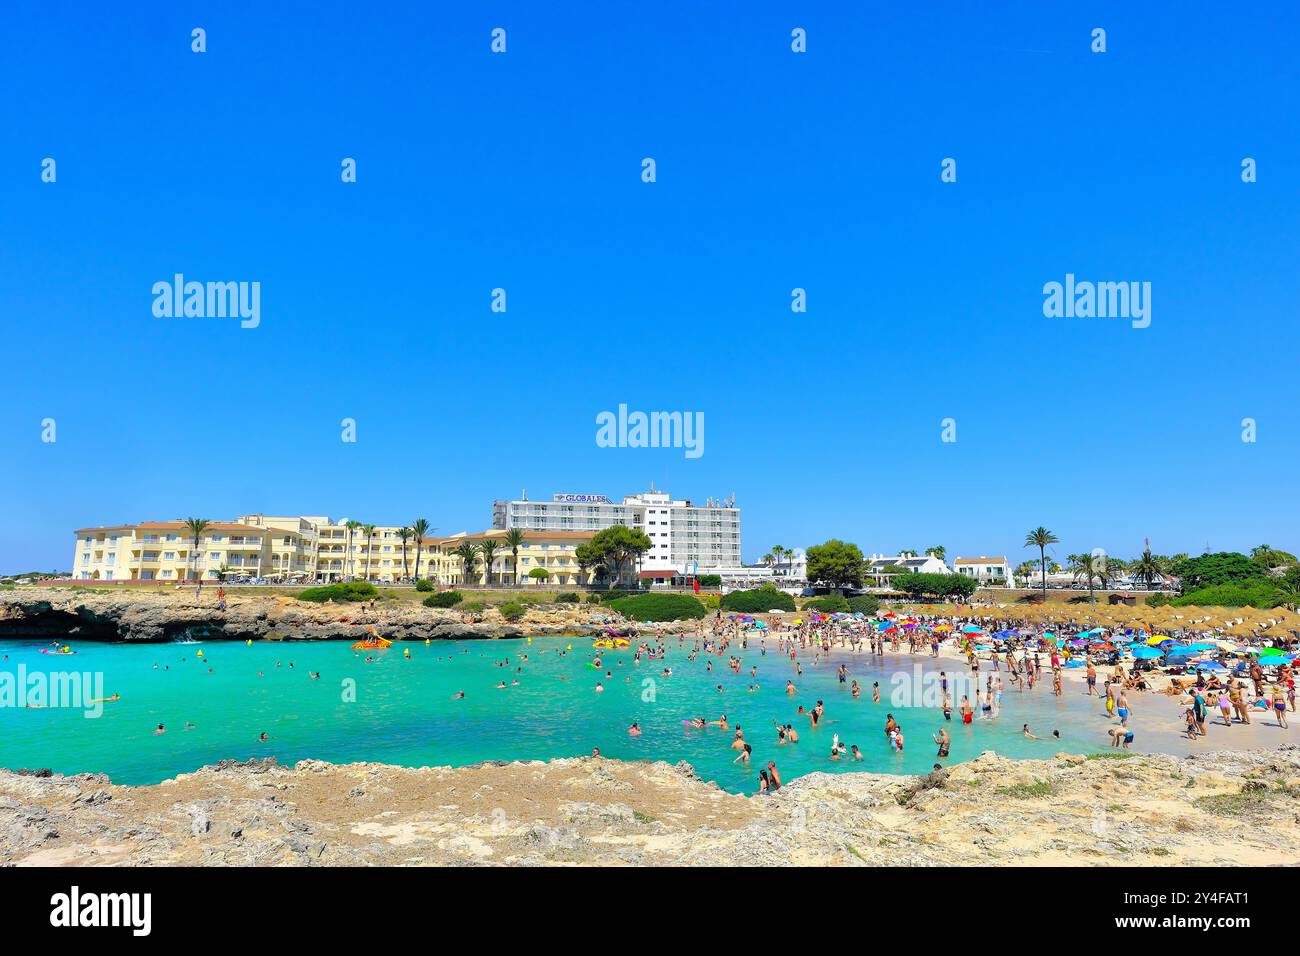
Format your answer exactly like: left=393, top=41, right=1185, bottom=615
left=933, top=726, right=950, bottom=758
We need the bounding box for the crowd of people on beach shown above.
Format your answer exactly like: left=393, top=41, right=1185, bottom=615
left=115, top=594, right=1297, bottom=792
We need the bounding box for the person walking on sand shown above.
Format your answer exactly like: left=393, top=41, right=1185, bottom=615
left=1272, top=683, right=1289, bottom=729
left=1229, top=679, right=1251, bottom=725
left=1191, top=688, right=1208, bottom=737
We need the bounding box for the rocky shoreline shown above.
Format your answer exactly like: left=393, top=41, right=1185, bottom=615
left=0, top=588, right=624, bottom=644
left=3, top=748, right=1299, bottom=866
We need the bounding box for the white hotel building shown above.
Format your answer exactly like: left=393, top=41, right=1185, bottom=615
left=492, top=486, right=741, bottom=573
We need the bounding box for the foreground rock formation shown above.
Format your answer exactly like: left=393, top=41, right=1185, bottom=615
left=3, top=748, right=1299, bottom=866
left=0, top=587, right=615, bottom=643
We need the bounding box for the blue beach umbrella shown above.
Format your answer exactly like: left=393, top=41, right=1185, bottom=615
left=1130, top=647, right=1163, bottom=659
left=1195, top=662, right=1229, bottom=674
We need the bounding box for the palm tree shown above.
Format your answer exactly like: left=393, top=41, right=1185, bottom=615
left=344, top=520, right=362, bottom=579
left=398, top=527, right=412, bottom=581
left=1131, top=547, right=1163, bottom=591
left=410, top=519, right=430, bottom=582
left=452, top=542, right=478, bottom=585
left=184, top=518, right=210, bottom=587
left=762, top=551, right=775, bottom=567
left=360, top=524, right=377, bottom=582
left=771, top=545, right=786, bottom=573
left=503, top=528, right=527, bottom=586
left=478, top=539, right=500, bottom=587
left=1023, top=527, right=1059, bottom=603
left=926, top=545, right=946, bottom=560
left=1069, top=552, right=1101, bottom=602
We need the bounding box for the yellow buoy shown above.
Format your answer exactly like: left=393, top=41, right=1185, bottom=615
left=196, top=649, right=204, bottom=658
left=246, top=639, right=252, bottom=646
left=566, top=643, right=572, bottom=651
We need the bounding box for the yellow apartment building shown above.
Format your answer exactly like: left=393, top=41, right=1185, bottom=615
left=71, top=517, right=593, bottom=586
left=426, top=530, right=596, bottom=587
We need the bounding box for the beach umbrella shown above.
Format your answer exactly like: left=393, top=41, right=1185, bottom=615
left=1195, top=662, right=1229, bottom=674
left=1183, top=643, right=1217, bottom=652
left=1130, top=647, right=1163, bottom=659
left=961, top=624, right=983, bottom=633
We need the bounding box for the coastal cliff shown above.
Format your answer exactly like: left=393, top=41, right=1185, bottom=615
left=0, top=588, right=612, bottom=643
left=3, top=748, right=1298, bottom=866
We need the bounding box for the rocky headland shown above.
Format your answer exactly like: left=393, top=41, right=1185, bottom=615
left=3, top=748, right=1299, bottom=866
left=0, top=587, right=622, bottom=643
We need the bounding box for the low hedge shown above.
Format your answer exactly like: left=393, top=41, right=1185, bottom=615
left=499, top=601, right=527, bottom=621
left=846, top=594, right=880, bottom=615
left=555, top=592, right=580, bottom=603
left=607, top=593, right=707, bottom=622
left=298, top=582, right=379, bottom=603
left=720, top=586, right=796, bottom=613
left=804, top=594, right=850, bottom=613
left=414, top=579, right=434, bottom=592
left=422, top=590, right=463, bottom=608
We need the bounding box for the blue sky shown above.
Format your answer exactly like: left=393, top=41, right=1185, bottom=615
left=2, top=1, right=1298, bottom=573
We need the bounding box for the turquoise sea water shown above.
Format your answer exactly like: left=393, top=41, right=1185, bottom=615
left=0, top=636, right=1107, bottom=793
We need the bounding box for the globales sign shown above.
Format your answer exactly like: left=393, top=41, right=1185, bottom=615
left=552, top=493, right=608, bottom=503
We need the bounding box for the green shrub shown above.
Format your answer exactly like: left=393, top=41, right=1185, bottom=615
left=696, top=574, right=722, bottom=588
left=555, top=592, right=580, bottom=603
left=846, top=594, right=881, bottom=615
left=804, top=594, right=850, bottom=613
left=1145, top=593, right=1171, bottom=608
left=414, top=579, right=434, bottom=592
left=607, top=593, right=706, bottom=622
left=460, top=601, right=486, bottom=612
left=720, top=586, right=796, bottom=613
left=1171, top=582, right=1287, bottom=609
left=600, top=589, right=626, bottom=602
left=298, top=581, right=379, bottom=603
left=422, top=590, right=463, bottom=608
left=890, top=572, right=977, bottom=600
left=499, top=601, right=526, bottom=621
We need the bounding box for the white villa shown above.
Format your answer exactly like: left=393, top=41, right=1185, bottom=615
left=865, top=551, right=949, bottom=585
left=953, top=556, right=1014, bottom=587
